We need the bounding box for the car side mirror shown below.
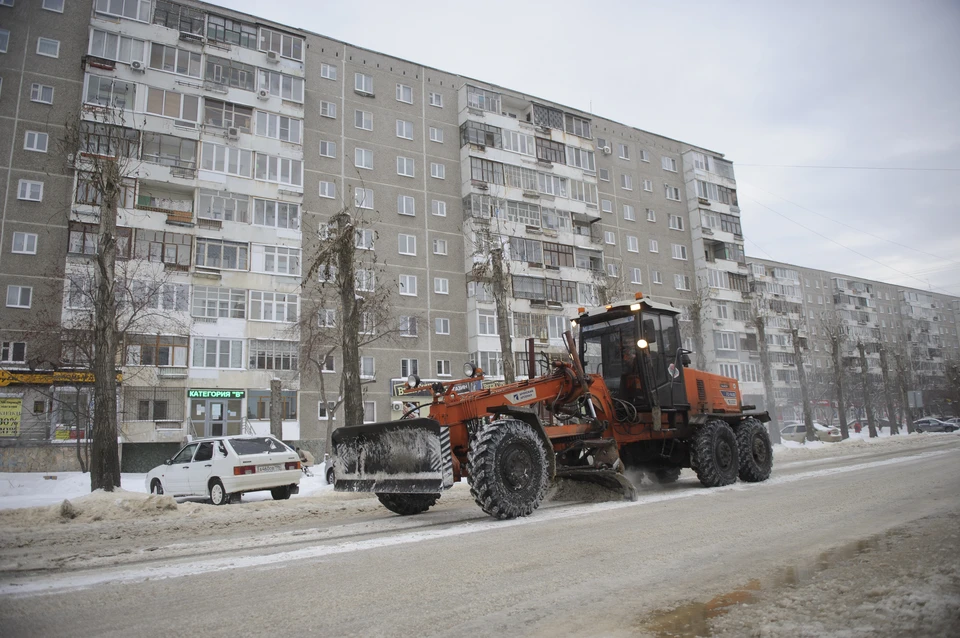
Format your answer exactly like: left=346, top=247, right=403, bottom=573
left=164, top=459, right=172, bottom=465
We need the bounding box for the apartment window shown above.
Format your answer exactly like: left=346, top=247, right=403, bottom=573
left=716, top=331, right=737, bottom=351
left=31, top=83, right=54, bottom=104
left=192, top=338, right=243, bottom=369
left=436, top=360, right=451, bottom=376
left=355, top=72, right=373, bottom=94
left=647, top=209, right=656, bottom=222
left=564, top=114, right=592, bottom=138
left=604, top=231, right=615, bottom=245
left=536, top=138, right=566, bottom=164
left=478, top=311, right=498, bottom=336
left=203, top=99, right=252, bottom=132
left=253, top=244, right=300, bottom=275
left=401, top=359, right=418, bottom=378
left=607, top=263, right=620, bottom=277
left=319, top=140, right=336, bottom=158
left=255, top=112, right=302, bottom=144
left=6, top=285, right=32, bottom=308
left=601, top=199, right=613, bottom=214
left=255, top=153, right=303, bottom=187
left=643, top=179, right=653, bottom=192
left=89, top=29, right=146, bottom=66
left=665, top=185, right=681, bottom=201
left=598, top=168, right=609, bottom=182
left=433, top=238, right=448, bottom=255
left=620, top=174, right=633, bottom=190
left=142, top=133, right=197, bottom=170
left=502, top=130, right=534, bottom=156
left=432, top=200, right=447, bottom=217
left=467, top=85, right=500, bottom=112
left=30, top=34, right=61, bottom=58
left=431, top=163, right=446, bottom=179
left=319, top=181, right=336, bottom=199
left=631, top=268, right=643, bottom=284
left=470, top=157, right=504, bottom=184
left=669, top=214, right=685, bottom=230
left=398, top=195, right=415, bottom=216
left=652, top=270, right=662, bottom=285
left=84, top=75, right=136, bottom=109
left=661, top=156, right=678, bottom=172
left=539, top=173, right=567, bottom=197
left=197, top=190, right=249, bottom=223
left=649, top=239, right=659, bottom=253
left=249, top=291, right=298, bottom=322
left=149, top=43, right=201, bottom=77
left=17, top=180, right=43, bottom=202
left=353, top=110, right=373, bottom=131
left=623, top=204, right=636, bottom=221
left=192, top=286, right=245, bottom=319
left=398, top=315, right=419, bottom=338
left=567, top=146, right=596, bottom=172
left=615, top=143, right=630, bottom=160
left=355, top=188, right=374, bottom=210
left=9, top=231, right=38, bottom=256
left=195, top=238, right=248, bottom=270
left=23, top=131, right=49, bottom=153
left=146, top=87, right=200, bottom=124
left=399, top=274, right=417, bottom=297
left=351, top=148, right=373, bottom=171
left=43, top=0, right=65, bottom=11
left=1, top=341, right=26, bottom=363
left=429, top=92, right=443, bottom=107
left=435, top=278, right=449, bottom=295
left=627, top=235, right=639, bottom=253
left=355, top=269, right=375, bottom=293
left=640, top=149, right=650, bottom=162
left=396, top=83, right=413, bottom=103
left=245, top=339, right=299, bottom=372
left=429, top=126, right=443, bottom=143
left=672, top=244, right=688, bottom=260
left=394, top=119, right=414, bottom=140
left=397, top=156, right=415, bottom=177
left=360, top=356, right=375, bottom=379
left=675, top=274, right=691, bottom=290
left=398, top=234, right=416, bottom=256
left=258, top=69, right=304, bottom=102
left=321, top=101, right=337, bottom=118
left=320, top=63, right=337, bottom=80
left=258, top=27, right=303, bottom=61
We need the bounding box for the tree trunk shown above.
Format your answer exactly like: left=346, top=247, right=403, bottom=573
left=73, top=389, right=87, bottom=473
left=857, top=342, right=877, bottom=438
left=895, top=351, right=914, bottom=433
left=878, top=344, right=899, bottom=435
left=831, top=339, right=849, bottom=439
left=792, top=329, right=815, bottom=442
left=490, top=248, right=515, bottom=383
left=338, top=213, right=363, bottom=427
left=269, top=379, right=283, bottom=439
left=90, top=160, right=121, bottom=492
left=755, top=317, right=780, bottom=443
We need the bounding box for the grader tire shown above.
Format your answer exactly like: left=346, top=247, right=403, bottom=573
left=468, top=419, right=549, bottom=520
left=692, top=420, right=740, bottom=488
left=735, top=418, right=773, bottom=482
left=376, top=493, right=440, bottom=516
left=654, top=467, right=682, bottom=484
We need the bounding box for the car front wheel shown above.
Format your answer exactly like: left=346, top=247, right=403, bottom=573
left=209, top=479, right=228, bottom=505
left=150, top=479, right=163, bottom=495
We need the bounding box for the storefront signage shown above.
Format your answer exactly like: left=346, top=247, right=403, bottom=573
left=188, top=389, right=245, bottom=399
left=0, top=370, right=120, bottom=387
left=0, top=398, right=22, bottom=437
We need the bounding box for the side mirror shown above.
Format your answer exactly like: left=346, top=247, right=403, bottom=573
left=164, top=459, right=172, bottom=465
left=681, top=354, right=692, bottom=367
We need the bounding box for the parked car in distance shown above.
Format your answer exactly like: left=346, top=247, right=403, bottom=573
left=145, top=435, right=301, bottom=505
left=323, top=453, right=335, bottom=485
left=913, top=418, right=958, bottom=433
left=780, top=421, right=842, bottom=443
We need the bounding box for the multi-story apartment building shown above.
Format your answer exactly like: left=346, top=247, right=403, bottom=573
left=0, top=0, right=956, bottom=464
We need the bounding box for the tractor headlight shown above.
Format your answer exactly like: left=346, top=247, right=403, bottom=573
left=637, top=339, right=649, bottom=349
left=406, top=374, right=421, bottom=388
left=463, top=362, right=478, bottom=378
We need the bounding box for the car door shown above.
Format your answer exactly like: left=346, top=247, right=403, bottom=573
left=165, top=443, right=198, bottom=495
left=185, top=441, right=216, bottom=496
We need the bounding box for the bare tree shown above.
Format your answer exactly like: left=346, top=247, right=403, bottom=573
left=856, top=341, right=878, bottom=437
left=681, top=277, right=709, bottom=373
left=892, top=340, right=916, bottom=433
left=748, top=294, right=780, bottom=443
left=301, top=187, right=399, bottom=449
left=878, top=342, right=900, bottom=434
left=788, top=320, right=815, bottom=442
left=821, top=309, right=850, bottom=439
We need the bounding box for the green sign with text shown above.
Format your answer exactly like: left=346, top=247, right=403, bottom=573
left=188, top=389, right=245, bottom=399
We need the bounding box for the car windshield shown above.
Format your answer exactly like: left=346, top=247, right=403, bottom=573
left=228, top=437, right=290, bottom=455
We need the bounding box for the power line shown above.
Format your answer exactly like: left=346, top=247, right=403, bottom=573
left=737, top=164, right=960, bottom=172
left=740, top=194, right=958, bottom=297
left=740, top=181, right=960, bottom=269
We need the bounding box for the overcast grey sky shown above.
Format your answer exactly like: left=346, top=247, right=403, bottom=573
left=215, top=0, right=960, bottom=296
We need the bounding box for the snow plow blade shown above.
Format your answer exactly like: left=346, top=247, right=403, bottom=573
left=331, top=418, right=455, bottom=494
left=554, top=468, right=639, bottom=501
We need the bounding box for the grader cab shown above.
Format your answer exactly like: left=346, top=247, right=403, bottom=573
left=332, top=295, right=773, bottom=520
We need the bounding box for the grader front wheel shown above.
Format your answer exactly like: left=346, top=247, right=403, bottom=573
left=468, top=419, right=549, bottom=520
left=692, top=420, right=740, bottom=488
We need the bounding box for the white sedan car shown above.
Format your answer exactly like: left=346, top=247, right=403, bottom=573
left=145, top=435, right=301, bottom=505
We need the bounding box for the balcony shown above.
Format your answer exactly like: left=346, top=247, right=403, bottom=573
left=136, top=188, right=195, bottom=226
left=157, top=366, right=188, bottom=379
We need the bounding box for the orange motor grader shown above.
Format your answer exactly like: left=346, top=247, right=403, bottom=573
left=332, top=295, right=773, bottom=519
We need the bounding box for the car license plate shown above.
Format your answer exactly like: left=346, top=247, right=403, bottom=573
left=259, top=464, right=282, bottom=473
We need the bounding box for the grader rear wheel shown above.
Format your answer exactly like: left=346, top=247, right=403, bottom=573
left=468, top=419, right=549, bottom=520
left=735, top=418, right=773, bottom=482
left=376, top=493, right=440, bottom=516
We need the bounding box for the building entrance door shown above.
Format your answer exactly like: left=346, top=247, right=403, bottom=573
left=190, top=398, right=244, bottom=437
